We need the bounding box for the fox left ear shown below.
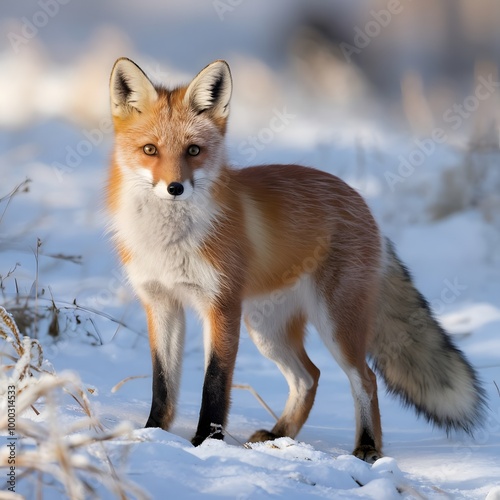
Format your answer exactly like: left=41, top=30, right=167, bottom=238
left=184, top=60, right=232, bottom=118
left=110, top=58, right=158, bottom=119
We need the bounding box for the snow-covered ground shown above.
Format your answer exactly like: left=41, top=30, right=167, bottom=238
left=1, top=2, right=500, bottom=498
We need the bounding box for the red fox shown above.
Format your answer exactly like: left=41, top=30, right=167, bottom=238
left=108, top=58, right=486, bottom=462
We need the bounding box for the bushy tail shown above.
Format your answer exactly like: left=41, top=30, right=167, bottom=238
left=369, top=238, right=487, bottom=433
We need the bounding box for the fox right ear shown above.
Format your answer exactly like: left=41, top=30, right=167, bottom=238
left=110, top=58, right=158, bottom=119
left=184, top=60, right=232, bottom=118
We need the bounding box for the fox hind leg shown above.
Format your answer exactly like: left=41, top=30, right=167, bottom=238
left=347, top=363, right=382, bottom=463
left=316, top=299, right=382, bottom=463
left=245, top=309, right=320, bottom=443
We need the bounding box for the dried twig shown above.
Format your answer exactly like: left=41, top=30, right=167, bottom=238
left=232, top=383, right=279, bottom=421
left=0, top=178, right=31, bottom=225
left=112, top=375, right=149, bottom=393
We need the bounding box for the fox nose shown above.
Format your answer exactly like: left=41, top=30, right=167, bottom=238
left=167, top=182, right=184, bottom=196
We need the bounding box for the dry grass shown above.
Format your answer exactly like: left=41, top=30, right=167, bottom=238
left=0, top=306, right=148, bottom=499
left=1, top=180, right=140, bottom=346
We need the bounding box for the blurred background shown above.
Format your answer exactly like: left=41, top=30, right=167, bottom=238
left=1, top=0, right=500, bottom=133
left=1, top=0, right=499, bottom=329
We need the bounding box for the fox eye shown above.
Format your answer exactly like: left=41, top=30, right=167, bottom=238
left=187, top=145, right=200, bottom=156
left=143, top=144, right=157, bottom=156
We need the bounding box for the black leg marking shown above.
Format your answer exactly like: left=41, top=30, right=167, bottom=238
left=359, top=429, right=376, bottom=449
left=192, top=354, right=228, bottom=446
left=145, top=352, right=168, bottom=428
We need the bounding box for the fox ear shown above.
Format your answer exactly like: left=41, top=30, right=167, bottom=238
left=184, top=60, right=232, bottom=118
left=110, top=58, right=158, bottom=118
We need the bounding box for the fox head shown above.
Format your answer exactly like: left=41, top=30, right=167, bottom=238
left=109, top=58, right=232, bottom=201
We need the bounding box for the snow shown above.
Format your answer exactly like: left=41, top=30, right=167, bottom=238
left=1, top=2, right=500, bottom=498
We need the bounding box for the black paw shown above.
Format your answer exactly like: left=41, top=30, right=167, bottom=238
left=145, top=417, right=160, bottom=428
left=191, top=434, right=206, bottom=447
left=353, top=445, right=382, bottom=464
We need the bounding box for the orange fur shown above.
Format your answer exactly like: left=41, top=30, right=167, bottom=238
left=144, top=303, right=157, bottom=352
left=202, top=164, right=380, bottom=298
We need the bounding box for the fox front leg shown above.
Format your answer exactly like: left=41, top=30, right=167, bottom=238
left=143, top=296, right=185, bottom=430
left=192, top=303, right=241, bottom=446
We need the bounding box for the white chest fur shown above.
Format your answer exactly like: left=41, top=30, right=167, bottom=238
left=111, top=176, right=221, bottom=311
